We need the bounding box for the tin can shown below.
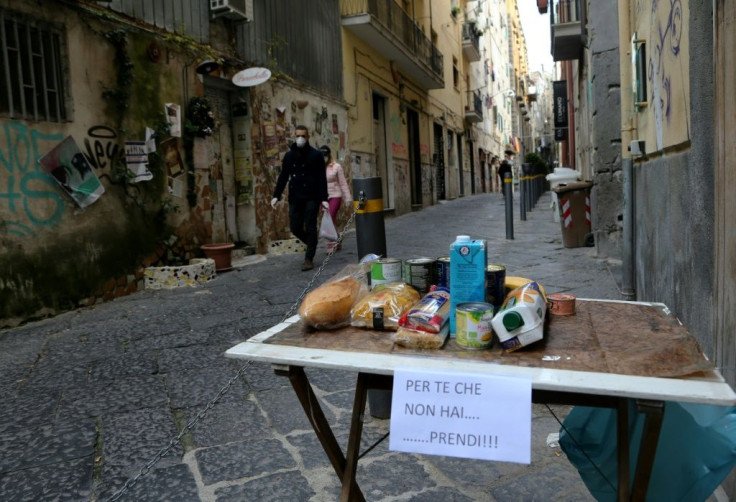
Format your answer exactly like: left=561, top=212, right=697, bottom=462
left=485, top=264, right=507, bottom=309
left=370, top=258, right=403, bottom=288
left=455, top=302, right=495, bottom=349
left=435, top=256, right=451, bottom=288
left=548, top=293, right=576, bottom=315
left=404, top=257, right=435, bottom=296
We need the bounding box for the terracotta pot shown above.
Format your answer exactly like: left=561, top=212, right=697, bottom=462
left=201, top=243, right=235, bottom=272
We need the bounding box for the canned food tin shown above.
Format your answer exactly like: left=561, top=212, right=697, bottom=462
left=547, top=293, right=576, bottom=315
left=370, top=258, right=403, bottom=288
left=455, top=302, right=495, bottom=349
left=485, top=264, right=506, bottom=309
left=404, top=257, right=435, bottom=296
left=435, top=256, right=451, bottom=288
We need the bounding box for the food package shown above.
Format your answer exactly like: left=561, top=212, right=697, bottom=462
left=350, top=282, right=421, bottom=330
left=400, top=286, right=450, bottom=333
left=298, top=265, right=370, bottom=329
left=393, top=323, right=449, bottom=349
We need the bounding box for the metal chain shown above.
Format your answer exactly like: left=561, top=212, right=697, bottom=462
left=107, top=196, right=363, bottom=501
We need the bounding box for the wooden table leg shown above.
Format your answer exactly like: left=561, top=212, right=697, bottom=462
left=617, top=398, right=630, bottom=502
left=340, top=372, right=370, bottom=502
left=274, top=365, right=365, bottom=502
left=630, top=400, right=665, bottom=501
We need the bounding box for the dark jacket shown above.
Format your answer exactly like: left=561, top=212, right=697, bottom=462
left=498, top=160, right=512, bottom=180
left=273, top=142, right=328, bottom=203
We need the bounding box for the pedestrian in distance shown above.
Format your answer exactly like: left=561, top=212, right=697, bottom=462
left=271, top=125, right=328, bottom=271
left=319, top=145, right=352, bottom=253
left=498, top=148, right=514, bottom=196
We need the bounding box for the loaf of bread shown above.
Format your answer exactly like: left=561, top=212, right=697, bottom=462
left=298, top=277, right=364, bottom=329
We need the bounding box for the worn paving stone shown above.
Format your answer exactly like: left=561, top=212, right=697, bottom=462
left=156, top=343, right=240, bottom=373
left=125, top=329, right=210, bottom=352
left=20, top=357, right=91, bottom=392
left=254, top=386, right=336, bottom=435
left=406, top=486, right=478, bottom=501
left=0, top=418, right=96, bottom=473
left=58, top=374, right=167, bottom=419
left=0, top=391, right=60, bottom=433
left=489, top=462, right=595, bottom=501
left=240, top=362, right=292, bottom=393
left=101, top=407, right=183, bottom=479
left=306, top=367, right=358, bottom=394
left=181, top=399, right=270, bottom=449
left=0, top=456, right=93, bottom=501
left=194, top=438, right=296, bottom=485
left=357, top=452, right=437, bottom=499
left=214, top=470, right=315, bottom=501
left=95, top=463, right=199, bottom=502
left=90, top=350, right=158, bottom=381
left=166, top=365, right=251, bottom=409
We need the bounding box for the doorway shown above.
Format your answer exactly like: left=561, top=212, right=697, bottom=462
left=433, top=123, right=445, bottom=200
left=372, top=93, right=393, bottom=209
left=457, top=134, right=464, bottom=196
left=407, top=108, right=421, bottom=206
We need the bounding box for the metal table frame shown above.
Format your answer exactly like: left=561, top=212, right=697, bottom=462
left=226, top=303, right=735, bottom=501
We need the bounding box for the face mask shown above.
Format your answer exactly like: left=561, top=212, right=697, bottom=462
left=295, top=137, right=306, bottom=148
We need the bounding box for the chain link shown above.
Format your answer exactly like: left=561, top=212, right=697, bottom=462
left=107, top=198, right=362, bottom=501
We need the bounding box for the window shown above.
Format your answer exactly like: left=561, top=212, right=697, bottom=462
left=0, top=12, right=68, bottom=122
left=632, top=34, right=647, bottom=110
left=452, top=57, right=459, bottom=89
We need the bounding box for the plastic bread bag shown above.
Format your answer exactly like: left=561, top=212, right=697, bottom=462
left=350, top=282, right=421, bottom=331
left=393, top=322, right=450, bottom=349
left=298, top=264, right=370, bottom=330
left=400, top=286, right=451, bottom=333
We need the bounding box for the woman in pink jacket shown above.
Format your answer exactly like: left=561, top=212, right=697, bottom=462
left=319, top=145, right=352, bottom=251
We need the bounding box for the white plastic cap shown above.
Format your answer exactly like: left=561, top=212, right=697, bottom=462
left=456, top=235, right=470, bottom=242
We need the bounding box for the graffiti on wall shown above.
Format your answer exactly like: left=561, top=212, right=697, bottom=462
left=0, top=122, right=65, bottom=236
left=647, top=0, right=689, bottom=149
left=389, top=114, right=406, bottom=156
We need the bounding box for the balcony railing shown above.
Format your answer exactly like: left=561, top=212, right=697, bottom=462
left=550, top=0, right=585, bottom=61
left=341, top=0, right=444, bottom=89
left=461, top=23, right=481, bottom=62
left=464, top=90, right=483, bottom=123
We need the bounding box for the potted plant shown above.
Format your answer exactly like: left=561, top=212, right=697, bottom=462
left=451, top=6, right=461, bottom=19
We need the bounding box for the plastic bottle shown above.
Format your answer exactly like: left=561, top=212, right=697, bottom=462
left=491, top=281, right=547, bottom=352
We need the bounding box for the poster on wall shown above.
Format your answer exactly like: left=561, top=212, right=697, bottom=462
left=124, top=141, right=153, bottom=183
left=39, top=136, right=105, bottom=209
left=165, top=103, right=182, bottom=137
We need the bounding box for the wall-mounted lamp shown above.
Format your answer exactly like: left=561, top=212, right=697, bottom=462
left=196, top=60, right=220, bottom=75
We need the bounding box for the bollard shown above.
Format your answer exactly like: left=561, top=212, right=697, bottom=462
left=504, top=173, right=514, bottom=239
left=353, top=177, right=387, bottom=259
left=519, top=174, right=527, bottom=221
left=352, top=177, right=391, bottom=418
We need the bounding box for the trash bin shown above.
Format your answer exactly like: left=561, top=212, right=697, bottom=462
left=553, top=181, right=594, bottom=248
left=546, top=167, right=580, bottom=222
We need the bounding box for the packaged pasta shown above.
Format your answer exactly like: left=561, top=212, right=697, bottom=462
left=350, top=282, right=420, bottom=330
left=393, top=323, right=449, bottom=349
left=400, top=286, right=450, bottom=333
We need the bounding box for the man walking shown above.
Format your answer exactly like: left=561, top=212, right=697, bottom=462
left=271, top=125, right=328, bottom=271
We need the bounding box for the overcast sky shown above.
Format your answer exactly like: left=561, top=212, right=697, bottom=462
left=517, top=2, right=553, bottom=74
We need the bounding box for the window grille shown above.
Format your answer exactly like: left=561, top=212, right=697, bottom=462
left=0, top=12, right=68, bottom=122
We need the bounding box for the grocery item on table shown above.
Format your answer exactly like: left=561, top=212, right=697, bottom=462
left=504, top=276, right=547, bottom=297
left=393, top=322, right=450, bottom=349
left=403, top=257, right=435, bottom=296
left=548, top=293, right=576, bottom=315
left=351, top=282, right=421, bottom=330
left=491, top=281, right=547, bottom=352
left=449, top=235, right=487, bottom=335
left=486, top=264, right=506, bottom=310
left=298, top=264, right=370, bottom=329
left=370, top=258, right=403, bottom=288
left=401, top=286, right=450, bottom=333
left=455, top=302, right=495, bottom=349
left=434, top=256, right=451, bottom=288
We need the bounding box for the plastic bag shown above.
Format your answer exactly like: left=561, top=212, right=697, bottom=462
left=298, top=264, right=370, bottom=329
left=559, top=400, right=736, bottom=501
left=319, top=211, right=338, bottom=240
left=351, top=282, right=421, bottom=331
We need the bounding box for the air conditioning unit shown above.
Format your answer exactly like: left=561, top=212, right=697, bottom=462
left=210, top=0, right=253, bottom=21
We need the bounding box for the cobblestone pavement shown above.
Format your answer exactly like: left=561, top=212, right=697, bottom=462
left=0, top=192, right=623, bottom=501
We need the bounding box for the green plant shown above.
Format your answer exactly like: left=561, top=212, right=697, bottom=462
left=183, top=97, right=215, bottom=207
left=524, top=152, right=549, bottom=174
left=451, top=6, right=461, bottom=18
left=102, top=30, right=133, bottom=131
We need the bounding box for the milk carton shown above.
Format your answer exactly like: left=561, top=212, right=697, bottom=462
left=491, top=281, right=547, bottom=352
left=449, top=235, right=487, bottom=335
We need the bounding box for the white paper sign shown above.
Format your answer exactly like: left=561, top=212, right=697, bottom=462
left=389, top=368, right=532, bottom=464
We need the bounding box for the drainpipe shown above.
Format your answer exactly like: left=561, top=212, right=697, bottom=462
left=619, top=0, right=636, bottom=300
